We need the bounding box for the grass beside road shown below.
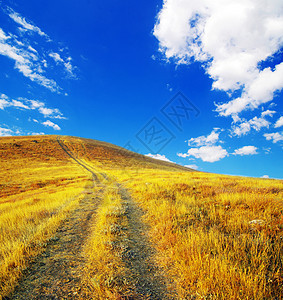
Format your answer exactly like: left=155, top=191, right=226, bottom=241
left=116, top=169, right=283, bottom=299
left=0, top=136, right=91, bottom=298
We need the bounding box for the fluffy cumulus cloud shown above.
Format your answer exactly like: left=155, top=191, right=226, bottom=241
left=145, top=153, right=173, bottom=162
left=42, top=120, right=61, bottom=131
left=188, top=128, right=221, bottom=146
left=154, top=0, right=283, bottom=116
left=182, top=145, right=228, bottom=163
left=275, top=116, right=283, bottom=128
left=179, top=129, right=228, bottom=162
left=231, top=121, right=252, bottom=137
left=264, top=132, right=283, bottom=143
left=231, top=110, right=274, bottom=136
left=233, top=145, right=258, bottom=156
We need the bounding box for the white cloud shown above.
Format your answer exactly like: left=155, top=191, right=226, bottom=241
left=0, top=94, right=10, bottom=109
left=264, top=132, right=283, bottom=143
left=233, top=146, right=258, bottom=156
left=263, top=147, right=271, bottom=154
left=49, top=52, right=76, bottom=77
left=0, top=8, right=77, bottom=91
left=28, top=99, right=44, bottom=109
left=231, top=114, right=242, bottom=123
left=261, top=175, right=269, bottom=178
left=261, top=110, right=276, bottom=118
left=0, top=127, right=13, bottom=136
left=63, top=60, right=75, bottom=77
left=249, top=117, right=270, bottom=131
left=11, top=100, right=30, bottom=109
left=49, top=52, right=64, bottom=63
left=184, top=164, right=198, bottom=170
left=179, top=129, right=228, bottom=162
left=145, top=153, right=172, bottom=162
left=52, top=115, right=67, bottom=119
left=275, top=116, right=283, bottom=128
left=7, top=8, right=48, bottom=38
left=0, top=27, right=60, bottom=92
left=38, top=106, right=61, bottom=117
left=17, top=62, right=60, bottom=92
left=231, top=121, right=251, bottom=137
left=231, top=115, right=271, bottom=136
left=28, top=45, right=37, bottom=53
left=154, top=0, right=283, bottom=116
left=42, top=120, right=61, bottom=131
left=188, top=128, right=221, bottom=146
left=32, top=101, right=65, bottom=118
left=177, top=152, right=188, bottom=158
left=216, top=63, right=283, bottom=116
left=0, top=93, right=65, bottom=119
left=180, top=145, right=228, bottom=162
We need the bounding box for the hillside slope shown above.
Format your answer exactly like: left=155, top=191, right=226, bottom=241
left=0, top=135, right=191, bottom=201
left=0, top=135, right=192, bottom=299
left=0, top=134, right=192, bottom=172
left=0, top=135, right=282, bottom=300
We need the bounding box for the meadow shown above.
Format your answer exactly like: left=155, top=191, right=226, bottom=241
left=0, top=135, right=282, bottom=299
left=112, top=170, right=283, bottom=299
left=0, top=136, right=91, bottom=297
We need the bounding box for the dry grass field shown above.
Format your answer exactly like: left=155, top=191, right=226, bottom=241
left=114, top=170, right=283, bottom=299
left=0, top=136, right=92, bottom=297
left=0, top=135, right=282, bottom=299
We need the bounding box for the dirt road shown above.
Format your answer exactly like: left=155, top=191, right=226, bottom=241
left=9, top=139, right=173, bottom=299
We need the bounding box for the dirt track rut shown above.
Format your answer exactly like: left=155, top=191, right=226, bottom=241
left=118, top=187, right=174, bottom=299
left=10, top=140, right=105, bottom=299
left=9, top=139, right=173, bottom=299
left=10, top=186, right=102, bottom=299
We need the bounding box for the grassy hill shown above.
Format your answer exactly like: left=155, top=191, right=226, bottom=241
left=0, top=135, right=282, bottom=299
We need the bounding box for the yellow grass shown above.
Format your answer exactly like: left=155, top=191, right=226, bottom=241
left=84, top=185, right=133, bottom=299
left=1, top=135, right=282, bottom=299
left=113, top=169, right=283, bottom=299
left=0, top=136, right=91, bottom=297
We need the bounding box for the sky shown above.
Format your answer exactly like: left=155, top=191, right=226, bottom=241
left=0, top=0, right=282, bottom=179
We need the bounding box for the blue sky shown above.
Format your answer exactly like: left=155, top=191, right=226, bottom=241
left=0, top=0, right=282, bottom=179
